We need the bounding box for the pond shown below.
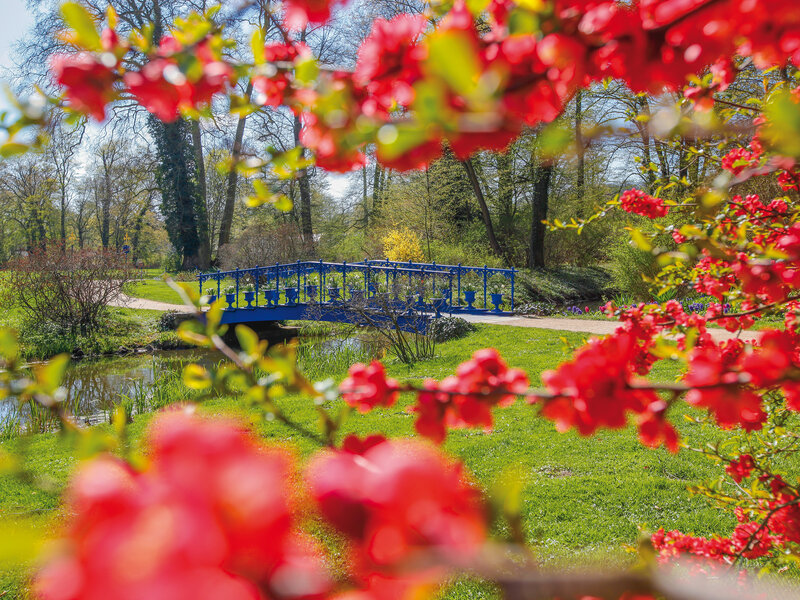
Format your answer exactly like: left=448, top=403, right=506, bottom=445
left=0, top=334, right=389, bottom=433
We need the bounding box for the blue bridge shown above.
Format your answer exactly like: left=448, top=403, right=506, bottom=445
left=197, top=260, right=516, bottom=327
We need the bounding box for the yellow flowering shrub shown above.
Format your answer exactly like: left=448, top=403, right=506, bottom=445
left=382, top=228, right=424, bottom=262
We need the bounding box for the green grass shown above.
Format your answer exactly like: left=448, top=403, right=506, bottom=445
left=125, top=279, right=185, bottom=304
left=0, top=324, right=754, bottom=597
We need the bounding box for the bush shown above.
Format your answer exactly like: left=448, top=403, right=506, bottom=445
left=517, top=266, right=613, bottom=304
left=427, top=317, right=476, bottom=342
left=608, top=238, right=662, bottom=301
left=219, top=222, right=306, bottom=271
left=3, top=244, right=137, bottom=335
left=160, top=249, right=183, bottom=273
left=383, top=228, right=424, bottom=262
left=516, top=301, right=560, bottom=316
left=157, top=310, right=193, bottom=331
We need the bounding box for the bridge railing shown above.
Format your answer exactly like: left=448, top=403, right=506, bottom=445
left=197, top=259, right=515, bottom=312
left=357, top=259, right=516, bottom=311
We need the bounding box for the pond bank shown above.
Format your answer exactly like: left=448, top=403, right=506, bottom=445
left=1, top=332, right=388, bottom=434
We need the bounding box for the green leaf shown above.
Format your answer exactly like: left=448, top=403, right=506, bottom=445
left=294, top=55, right=319, bottom=86
left=251, top=28, right=265, bottom=64
left=183, top=364, right=211, bottom=390
left=0, top=519, right=44, bottom=568
left=539, top=123, right=572, bottom=158
left=273, top=194, right=293, bottom=211
left=0, top=329, right=19, bottom=362
left=466, top=0, right=490, bottom=13
left=630, top=229, right=653, bottom=252
left=235, top=325, right=259, bottom=354
left=0, top=142, right=30, bottom=158
left=35, top=353, right=70, bottom=394
left=426, top=29, right=482, bottom=100
left=763, top=90, right=800, bottom=159
left=60, top=2, right=102, bottom=50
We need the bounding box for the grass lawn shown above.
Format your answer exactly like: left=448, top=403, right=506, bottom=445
left=0, top=324, right=761, bottom=597
left=125, top=279, right=186, bottom=304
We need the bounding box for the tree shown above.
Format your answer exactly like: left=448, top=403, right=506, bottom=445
left=45, top=117, right=85, bottom=242
left=149, top=116, right=207, bottom=270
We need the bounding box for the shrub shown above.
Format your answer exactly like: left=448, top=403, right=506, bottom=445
left=383, top=228, right=424, bottom=262
left=608, top=238, right=662, bottom=301
left=517, top=266, right=613, bottom=304
left=517, top=302, right=560, bottom=317
left=219, top=222, right=306, bottom=271
left=3, top=243, right=137, bottom=335
left=427, top=317, right=476, bottom=342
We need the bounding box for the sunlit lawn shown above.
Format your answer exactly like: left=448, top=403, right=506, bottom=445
left=0, top=324, right=750, bottom=597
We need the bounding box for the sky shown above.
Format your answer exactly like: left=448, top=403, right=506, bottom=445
left=0, top=0, right=34, bottom=111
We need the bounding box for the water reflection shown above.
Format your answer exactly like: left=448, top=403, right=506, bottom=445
left=0, top=335, right=388, bottom=429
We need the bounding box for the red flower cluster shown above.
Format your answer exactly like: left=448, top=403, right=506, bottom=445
left=725, top=454, right=755, bottom=483
left=354, top=14, right=427, bottom=111
left=253, top=43, right=310, bottom=108
left=306, top=439, right=486, bottom=585
left=778, top=168, right=800, bottom=192
left=652, top=523, right=776, bottom=564
left=535, top=331, right=678, bottom=452
left=50, top=53, right=118, bottom=121
left=409, top=348, right=529, bottom=443
left=124, top=37, right=233, bottom=122
left=685, top=339, right=766, bottom=430
left=340, top=361, right=400, bottom=413
left=283, top=0, right=345, bottom=29
left=619, top=189, right=669, bottom=218
left=721, top=147, right=761, bottom=175
left=35, top=409, right=330, bottom=600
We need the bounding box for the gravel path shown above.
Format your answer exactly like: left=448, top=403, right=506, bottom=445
left=115, top=295, right=749, bottom=342
left=111, top=294, right=191, bottom=312
left=459, top=313, right=749, bottom=342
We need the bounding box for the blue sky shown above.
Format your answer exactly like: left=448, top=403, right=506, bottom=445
left=0, top=0, right=34, bottom=112
left=0, top=0, right=34, bottom=70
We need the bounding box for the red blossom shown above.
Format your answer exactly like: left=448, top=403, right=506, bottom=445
left=354, top=14, right=427, bottom=110
left=721, top=147, right=761, bottom=175
left=341, top=433, right=388, bottom=454
left=123, top=38, right=232, bottom=122
left=34, top=409, right=330, bottom=600
left=51, top=53, right=118, bottom=121
left=535, top=332, right=671, bottom=446
left=283, top=0, right=345, bottom=29
left=408, top=349, right=529, bottom=443
left=684, top=342, right=767, bottom=431
left=726, top=454, right=755, bottom=483
left=306, top=440, right=486, bottom=577
left=619, top=189, right=669, bottom=218
left=340, top=361, right=399, bottom=413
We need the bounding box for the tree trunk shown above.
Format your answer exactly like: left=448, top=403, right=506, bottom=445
left=60, top=188, right=67, bottom=243
left=371, top=162, right=383, bottom=218
left=575, top=90, right=585, bottom=195
left=361, top=163, right=369, bottom=228
left=191, top=120, right=211, bottom=268
left=218, top=80, right=253, bottom=255
left=496, top=151, right=515, bottom=239
left=635, top=97, right=657, bottom=192
left=131, top=197, right=152, bottom=263
left=461, top=158, right=504, bottom=259
left=101, top=164, right=111, bottom=249
left=293, top=114, right=314, bottom=253
left=528, top=163, right=553, bottom=269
